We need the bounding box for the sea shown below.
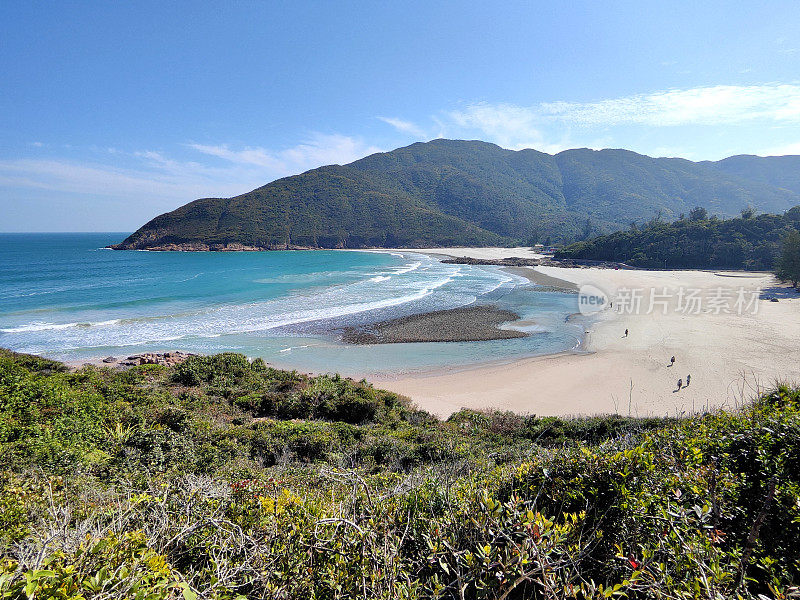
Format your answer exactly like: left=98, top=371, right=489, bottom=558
left=0, top=233, right=585, bottom=377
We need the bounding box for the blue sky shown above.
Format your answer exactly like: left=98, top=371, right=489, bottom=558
left=2, top=1, right=800, bottom=231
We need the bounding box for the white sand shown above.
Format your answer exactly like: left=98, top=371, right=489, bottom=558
left=373, top=249, right=800, bottom=418
left=378, top=246, right=546, bottom=260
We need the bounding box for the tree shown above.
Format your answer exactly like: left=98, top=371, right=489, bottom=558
left=689, top=206, right=708, bottom=221
left=525, top=230, right=540, bottom=246
left=741, top=206, right=756, bottom=219
left=556, top=206, right=800, bottom=271
left=647, top=210, right=664, bottom=226
left=582, top=218, right=593, bottom=239
left=776, top=229, right=800, bottom=288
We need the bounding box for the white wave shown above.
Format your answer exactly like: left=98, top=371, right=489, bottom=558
left=1, top=322, right=75, bottom=333
left=280, top=343, right=313, bottom=354
left=93, top=319, right=122, bottom=327
left=0, top=290, right=50, bottom=299
left=279, top=344, right=314, bottom=354
left=393, top=261, right=422, bottom=274
left=503, top=270, right=531, bottom=285
left=423, top=275, right=456, bottom=293
left=146, top=335, right=185, bottom=342
left=242, top=286, right=438, bottom=333
left=481, top=278, right=512, bottom=296
left=0, top=319, right=121, bottom=333
left=369, top=275, right=391, bottom=283
left=0, top=280, right=113, bottom=298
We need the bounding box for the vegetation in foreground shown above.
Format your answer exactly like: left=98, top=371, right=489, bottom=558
left=557, top=205, right=800, bottom=272
left=1, top=348, right=799, bottom=598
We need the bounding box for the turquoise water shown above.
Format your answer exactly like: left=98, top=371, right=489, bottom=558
left=0, top=233, right=584, bottom=376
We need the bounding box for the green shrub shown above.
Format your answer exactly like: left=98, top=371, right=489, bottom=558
left=2, top=349, right=800, bottom=598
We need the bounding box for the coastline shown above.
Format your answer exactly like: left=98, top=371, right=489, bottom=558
left=363, top=247, right=800, bottom=418
left=37, top=246, right=800, bottom=419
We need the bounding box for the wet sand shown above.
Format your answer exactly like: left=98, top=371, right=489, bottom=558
left=503, top=266, right=578, bottom=291
left=340, top=305, right=526, bottom=344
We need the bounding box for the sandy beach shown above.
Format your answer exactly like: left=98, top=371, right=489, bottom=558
left=374, top=247, right=800, bottom=418
left=381, top=246, right=547, bottom=261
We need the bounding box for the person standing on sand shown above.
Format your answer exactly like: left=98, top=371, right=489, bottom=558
left=677, top=378, right=683, bottom=390
left=686, top=374, right=691, bottom=386
left=624, top=328, right=628, bottom=337
left=670, top=356, right=675, bottom=367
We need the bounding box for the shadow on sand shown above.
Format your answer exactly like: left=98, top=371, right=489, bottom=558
left=760, top=285, right=800, bottom=300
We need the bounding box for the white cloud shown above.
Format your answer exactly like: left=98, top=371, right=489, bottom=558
left=759, top=141, right=800, bottom=156
left=776, top=36, right=799, bottom=55
left=540, top=84, right=800, bottom=126
left=278, top=133, right=381, bottom=170
left=450, top=84, right=800, bottom=141
left=449, top=103, right=545, bottom=149
left=447, top=103, right=576, bottom=153
left=188, top=133, right=381, bottom=175
left=377, top=117, right=428, bottom=139
left=446, top=84, right=800, bottom=151
left=184, top=144, right=283, bottom=169
left=0, top=158, right=232, bottom=201
left=0, top=133, right=384, bottom=221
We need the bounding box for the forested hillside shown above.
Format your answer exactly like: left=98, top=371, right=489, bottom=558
left=112, top=140, right=800, bottom=250
left=557, top=206, right=800, bottom=270
left=707, top=154, right=800, bottom=195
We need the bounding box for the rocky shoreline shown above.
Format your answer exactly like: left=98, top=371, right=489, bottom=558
left=340, top=305, right=527, bottom=344
left=107, top=242, right=315, bottom=252
left=440, top=256, right=634, bottom=269
left=72, top=351, right=198, bottom=369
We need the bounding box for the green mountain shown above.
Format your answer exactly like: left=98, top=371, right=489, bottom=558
left=113, top=139, right=800, bottom=250
left=705, top=154, right=800, bottom=196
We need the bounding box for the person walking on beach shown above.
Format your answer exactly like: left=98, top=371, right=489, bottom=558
left=670, top=356, right=675, bottom=367
left=677, top=378, right=682, bottom=390
left=624, top=328, right=629, bottom=338
left=686, top=374, right=691, bottom=387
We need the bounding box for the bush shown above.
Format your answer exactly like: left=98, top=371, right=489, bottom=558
left=2, top=349, right=800, bottom=597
